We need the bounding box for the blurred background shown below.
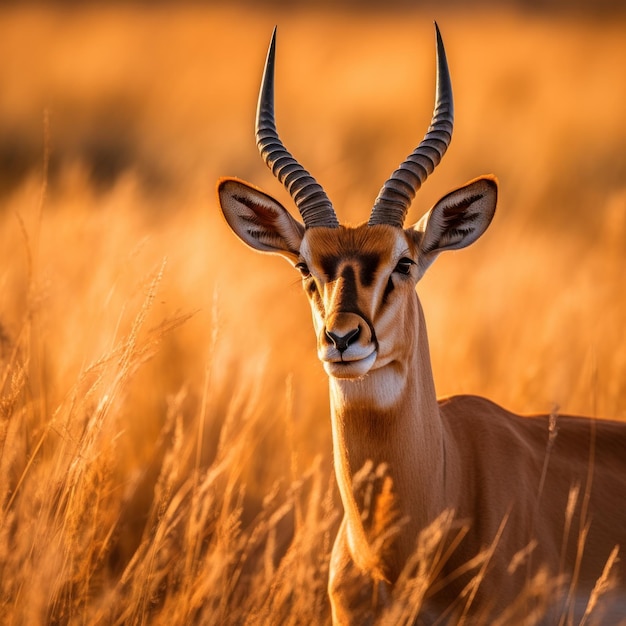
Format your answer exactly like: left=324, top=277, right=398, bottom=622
left=2, top=1, right=624, bottom=410
left=0, top=2, right=625, bottom=623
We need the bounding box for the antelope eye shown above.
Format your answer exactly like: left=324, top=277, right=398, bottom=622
left=394, top=257, right=414, bottom=275
left=295, top=262, right=311, bottom=278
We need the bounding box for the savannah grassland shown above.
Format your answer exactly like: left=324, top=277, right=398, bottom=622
left=0, top=3, right=625, bottom=624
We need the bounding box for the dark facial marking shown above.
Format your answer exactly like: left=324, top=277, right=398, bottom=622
left=319, top=252, right=381, bottom=286
left=321, top=260, right=380, bottom=352
left=337, top=265, right=358, bottom=311
left=310, top=284, right=323, bottom=312
left=382, top=277, right=394, bottom=305
left=319, top=255, right=340, bottom=281
left=359, top=253, right=381, bottom=287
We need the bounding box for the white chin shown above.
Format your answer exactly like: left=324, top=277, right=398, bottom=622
left=323, top=352, right=377, bottom=379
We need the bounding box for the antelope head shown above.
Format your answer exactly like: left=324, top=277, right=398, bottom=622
left=218, top=25, right=497, bottom=383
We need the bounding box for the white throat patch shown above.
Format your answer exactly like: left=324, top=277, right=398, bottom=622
left=330, top=362, right=406, bottom=411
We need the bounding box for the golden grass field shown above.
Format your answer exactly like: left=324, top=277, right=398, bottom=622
left=0, top=4, right=625, bottom=624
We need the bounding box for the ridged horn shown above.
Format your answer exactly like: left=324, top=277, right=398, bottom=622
left=256, top=27, right=339, bottom=229
left=368, top=22, right=454, bottom=228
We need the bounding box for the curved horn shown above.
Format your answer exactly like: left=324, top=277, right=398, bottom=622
left=256, top=28, right=339, bottom=229
left=368, top=23, right=454, bottom=228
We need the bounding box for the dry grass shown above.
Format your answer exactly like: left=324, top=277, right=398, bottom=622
left=0, top=4, right=625, bottom=624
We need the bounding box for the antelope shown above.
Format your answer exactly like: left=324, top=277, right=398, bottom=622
left=216, top=25, right=626, bottom=624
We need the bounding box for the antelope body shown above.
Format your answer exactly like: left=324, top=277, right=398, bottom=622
left=217, top=25, right=626, bottom=624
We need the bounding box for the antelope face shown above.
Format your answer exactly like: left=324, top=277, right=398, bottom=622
left=218, top=176, right=497, bottom=380
left=217, top=24, right=497, bottom=380
left=298, top=225, right=418, bottom=379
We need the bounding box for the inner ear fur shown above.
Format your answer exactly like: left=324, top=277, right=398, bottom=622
left=410, top=176, right=497, bottom=270
left=217, top=177, right=305, bottom=263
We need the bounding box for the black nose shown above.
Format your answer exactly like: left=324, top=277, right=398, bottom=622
left=325, top=327, right=360, bottom=353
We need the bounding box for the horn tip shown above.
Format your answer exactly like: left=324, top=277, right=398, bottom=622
left=269, top=26, right=277, bottom=56
left=433, top=21, right=445, bottom=57
left=434, top=21, right=443, bottom=42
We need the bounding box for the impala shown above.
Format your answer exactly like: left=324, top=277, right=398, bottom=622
left=216, top=25, right=626, bottom=623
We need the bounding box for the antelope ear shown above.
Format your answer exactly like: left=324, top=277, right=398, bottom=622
left=217, top=178, right=305, bottom=263
left=410, top=175, right=497, bottom=274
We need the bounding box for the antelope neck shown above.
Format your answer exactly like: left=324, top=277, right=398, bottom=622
left=328, top=299, right=450, bottom=575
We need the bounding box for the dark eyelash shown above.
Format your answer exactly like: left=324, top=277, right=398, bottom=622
left=393, top=257, right=415, bottom=275
left=295, top=262, right=310, bottom=278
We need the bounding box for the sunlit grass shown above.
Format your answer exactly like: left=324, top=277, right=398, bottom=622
left=0, top=4, right=624, bottom=624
